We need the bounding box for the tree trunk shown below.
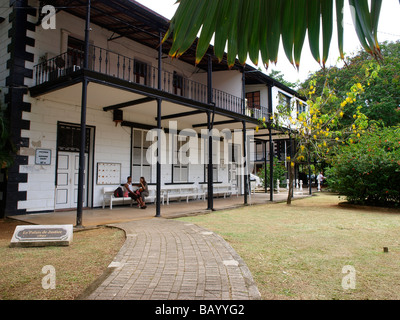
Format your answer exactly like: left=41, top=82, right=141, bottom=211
left=287, top=163, right=294, bottom=205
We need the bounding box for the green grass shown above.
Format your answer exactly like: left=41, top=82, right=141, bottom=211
left=178, top=193, right=400, bottom=300
left=0, top=223, right=125, bottom=300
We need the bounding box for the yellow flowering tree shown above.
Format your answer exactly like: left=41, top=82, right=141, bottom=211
left=258, top=74, right=375, bottom=204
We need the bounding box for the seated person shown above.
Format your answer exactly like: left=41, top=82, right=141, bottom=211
left=124, top=176, right=146, bottom=209
left=132, top=177, right=148, bottom=209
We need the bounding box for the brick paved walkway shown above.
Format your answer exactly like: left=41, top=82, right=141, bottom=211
left=86, top=218, right=261, bottom=300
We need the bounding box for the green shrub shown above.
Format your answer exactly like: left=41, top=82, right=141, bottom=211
left=326, top=127, right=400, bottom=207
left=258, top=157, right=287, bottom=189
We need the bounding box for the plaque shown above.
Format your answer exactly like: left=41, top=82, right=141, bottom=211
left=35, top=149, right=51, bottom=165
left=10, top=225, right=73, bottom=247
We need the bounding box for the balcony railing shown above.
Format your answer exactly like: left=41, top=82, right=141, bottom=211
left=33, top=45, right=269, bottom=120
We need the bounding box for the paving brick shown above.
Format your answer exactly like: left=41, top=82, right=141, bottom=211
left=85, top=218, right=261, bottom=300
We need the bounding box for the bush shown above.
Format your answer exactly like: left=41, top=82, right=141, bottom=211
left=326, top=127, right=400, bottom=207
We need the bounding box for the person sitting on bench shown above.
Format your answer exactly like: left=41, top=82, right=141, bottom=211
left=124, top=176, right=146, bottom=209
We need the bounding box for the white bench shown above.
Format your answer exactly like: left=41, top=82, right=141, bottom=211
left=142, top=186, right=165, bottom=205
left=162, top=185, right=204, bottom=205
left=102, top=186, right=133, bottom=210
left=201, top=183, right=238, bottom=199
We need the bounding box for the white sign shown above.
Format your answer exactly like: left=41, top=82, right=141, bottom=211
left=35, top=149, right=51, bottom=165
left=10, top=225, right=73, bottom=247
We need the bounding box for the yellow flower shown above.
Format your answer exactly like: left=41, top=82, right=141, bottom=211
left=256, top=126, right=259, bottom=132
left=335, top=137, right=339, bottom=141
left=339, top=111, right=344, bottom=118
left=262, top=117, right=266, bottom=122
left=353, top=114, right=357, bottom=119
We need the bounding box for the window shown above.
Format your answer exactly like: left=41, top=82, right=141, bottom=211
left=203, top=136, right=219, bottom=182
left=296, top=100, right=307, bottom=115
left=246, top=91, right=261, bottom=109
left=278, top=92, right=291, bottom=112
left=67, top=36, right=85, bottom=68
left=134, top=60, right=149, bottom=85
left=132, top=129, right=152, bottom=182
left=57, top=122, right=90, bottom=153
left=173, top=71, right=184, bottom=96
left=173, top=137, right=189, bottom=182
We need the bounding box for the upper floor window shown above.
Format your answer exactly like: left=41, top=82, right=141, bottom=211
left=278, top=92, right=291, bottom=112
left=296, top=100, right=307, bottom=115
left=134, top=60, right=149, bottom=85
left=67, top=36, right=85, bottom=68
left=173, top=71, right=184, bottom=96
left=246, top=91, right=261, bottom=109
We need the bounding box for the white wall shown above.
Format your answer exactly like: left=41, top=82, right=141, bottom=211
left=15, top=6, right=253, bottom=212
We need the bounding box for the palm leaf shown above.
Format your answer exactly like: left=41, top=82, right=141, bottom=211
left=163, top=0, right=386, bottom=68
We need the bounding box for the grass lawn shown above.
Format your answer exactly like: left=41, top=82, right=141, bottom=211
left=0, top=221, right=125, bottom=300
left=179, top=193, right=400, bottom=300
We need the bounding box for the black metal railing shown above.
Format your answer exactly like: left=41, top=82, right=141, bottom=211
left=34, top=45, right=269, bottom=120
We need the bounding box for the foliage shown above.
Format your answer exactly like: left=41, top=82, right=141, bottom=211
left=299, top=41, right=400, bottom=128
left=257, top=157, right=287, bottom=189
left=163, top=0, right=385, bottom=68
left=0, top=91, right=14, bottom=169
left=269, top=70, right=299, bottom=89
left=257, top=61, right=380, bottom=204
left=326, top=126, right=400, bottom=207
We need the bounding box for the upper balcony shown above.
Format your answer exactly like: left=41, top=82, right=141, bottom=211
left=32, top=45, right=270, bottom=122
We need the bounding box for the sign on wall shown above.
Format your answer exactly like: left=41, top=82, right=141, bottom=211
left=96, top=162, right=121, bottom=185
left=35, top=149, right=52, bottom=165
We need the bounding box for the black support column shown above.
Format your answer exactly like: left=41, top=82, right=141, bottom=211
left=155, top=31, right=162, bottom=217
left=207, top=55, right=214, bottom=211
left=243, top=121, right=248, bottom=205
left=268, top=85, right=274, bottom=202
left=76, top=0, right=91, bottom=227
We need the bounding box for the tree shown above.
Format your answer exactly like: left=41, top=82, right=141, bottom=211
left=269, top=70, right=299, bottom=89
left=260, top=75, right=372, bottom=204
left=299, top=41, right=400, bottom=127
left=163, top=0, right=385, bottom=68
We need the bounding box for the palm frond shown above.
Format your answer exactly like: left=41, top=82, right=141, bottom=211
left=163, top=0, right=386, bottom=68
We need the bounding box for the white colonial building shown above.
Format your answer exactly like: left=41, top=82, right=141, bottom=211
left=0, top=0, right=306, bottom=220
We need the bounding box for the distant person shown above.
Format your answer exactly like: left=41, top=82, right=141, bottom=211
left=317, top=172, right=325, bottom=188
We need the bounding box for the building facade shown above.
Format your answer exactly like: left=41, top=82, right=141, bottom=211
left=0, top=0, right=306, bottom=219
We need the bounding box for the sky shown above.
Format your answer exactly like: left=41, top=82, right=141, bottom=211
left=136, top=0, right=400, bottom=85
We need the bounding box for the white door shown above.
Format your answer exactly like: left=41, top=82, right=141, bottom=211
left=55, top=152, right=88, bottom=209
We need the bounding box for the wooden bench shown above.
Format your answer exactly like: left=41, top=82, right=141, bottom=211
left=162, top=185, right=204, bottom=205
left=102, top=186, right=133, bottom=210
